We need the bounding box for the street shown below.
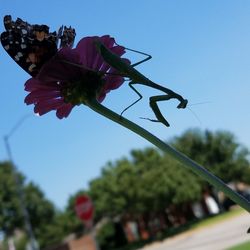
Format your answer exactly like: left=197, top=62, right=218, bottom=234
left=140, top=210, right=250, bottom=250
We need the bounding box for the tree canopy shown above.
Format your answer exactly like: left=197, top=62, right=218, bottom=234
left=0, top=162, right=23, bottom=236
left=171, top=129, right=250, bottom=183
left=0, top=162, right=57, bottom=249
left=89, top=147, right=202, bottom=220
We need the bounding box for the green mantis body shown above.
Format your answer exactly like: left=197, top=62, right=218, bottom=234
left=95, top=41, right=188, bottom=127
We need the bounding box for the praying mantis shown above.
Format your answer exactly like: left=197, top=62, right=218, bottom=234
left=95, top=40, right=188, bottom=127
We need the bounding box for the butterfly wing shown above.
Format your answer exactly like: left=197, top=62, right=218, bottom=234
left=1, top=15, right=76, bottom=77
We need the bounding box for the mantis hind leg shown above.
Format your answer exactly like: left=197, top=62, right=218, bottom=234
left=120, top=81, right=142, bottom=116
left=129, top=49, right=152, bottom=67
left=114, top=41, right=152, bottom=67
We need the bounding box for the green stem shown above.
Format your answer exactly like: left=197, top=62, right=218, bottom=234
left=86, top=99, right=250, bottom=213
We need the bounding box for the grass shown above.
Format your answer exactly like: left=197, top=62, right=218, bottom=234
left=227, top=241, right=250, bottom=250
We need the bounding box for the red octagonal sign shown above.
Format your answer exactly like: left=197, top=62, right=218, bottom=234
left=75, top=195, right=94, bottom=222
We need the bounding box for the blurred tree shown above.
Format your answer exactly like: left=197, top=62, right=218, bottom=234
left=172, top=129, right=250, bottom=183
left=24, top=182, right=56, bottom=248
left=96, top=220, right=116, bottom=250
left=131, top=148, right=201, bottom=209
left=37, top=212, right=75, bottom=249
left=89, top=158, right=140, bottom=219
left=88, top=148, right=201, bottom=249
left=0, top=162, right=23, bottom=236
left=0, top=161, right=58, bottom=249
left=88, top=147, right=201, bottom=219
left=62, top=129, right=250, bottom=250
left=2, top=129, right=248, bottom=250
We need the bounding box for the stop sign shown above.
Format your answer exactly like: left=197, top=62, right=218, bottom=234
left=75, top=195, right=94, bottom=222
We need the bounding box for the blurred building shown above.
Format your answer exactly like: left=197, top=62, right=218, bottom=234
left=44, top=234, right=98, bottom=250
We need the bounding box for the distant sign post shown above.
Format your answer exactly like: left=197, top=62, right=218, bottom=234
left=75, top=195, right=99, bottom=249
left=75, top=195, right=94, bottom=228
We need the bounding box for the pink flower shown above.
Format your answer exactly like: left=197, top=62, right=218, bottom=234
left=24, top=35, right=130, bottom=118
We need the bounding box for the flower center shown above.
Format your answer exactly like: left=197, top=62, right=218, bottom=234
left=61, top=70, right=104, bottom=105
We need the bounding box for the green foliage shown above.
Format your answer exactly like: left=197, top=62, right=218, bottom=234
left=89, top=158, right=141, bottom=218
left=96, top=220, right=116, bottom=250
left=33, top=190, right=89, bottom=248
left=24, top=183, right=58, bottom=248
left=37, top=212, right=75, bottom=248
left=0, top=162, right=24, bottom=236
left=172, top=129, right=250, bottom=183
left=24, top=183, right=55, bottom=232
left=15, top=234, right=28, bottom=250
left=89, top=147, right=201, bottom=220
left=227, top=240, right=250, bottom=250
left=0, top=162, right=58, bottom=248
left=132, top=148, right=201, bottom=207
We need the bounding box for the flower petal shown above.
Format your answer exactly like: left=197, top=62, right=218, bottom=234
left=99, top=45, right=126, bottom=73
left=92, top=35, right=117, bottom=70
left=98, top=76, right=124, bottom=103
left=99, top=35, right=115, bottom=48
left=110, top=45, right=126, bottom=57
left=25, top=78, right=59, bottom=91
left=75, top=36, right=100, bottom=68
left=98, top=59, right=131, bottom=102
left=56, top=103, right=74, bottom=118
left=25, top=90, right=61, bottom=104
left=34, top=98, right=65, bottom=116
left=75, top=35, right=123, bottom=72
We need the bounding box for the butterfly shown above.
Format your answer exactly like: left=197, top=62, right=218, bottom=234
left=1, top=15, right=76, bottom=77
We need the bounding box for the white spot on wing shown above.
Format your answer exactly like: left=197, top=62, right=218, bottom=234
left=28, top=64, right=36, bottom=72
left=21, top=29, right=27, bottom=35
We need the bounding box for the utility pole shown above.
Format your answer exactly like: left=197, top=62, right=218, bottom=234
left=4, top=114, right=38, bottom=250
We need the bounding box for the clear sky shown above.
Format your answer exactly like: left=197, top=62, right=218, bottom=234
left=0, top=0, right=250, bottom=209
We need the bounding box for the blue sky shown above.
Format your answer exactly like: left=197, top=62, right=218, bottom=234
left=1, top=0, right=250, bottom=209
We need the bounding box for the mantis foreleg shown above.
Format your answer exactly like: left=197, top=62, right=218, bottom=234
left=121, top=81, right=188, bottom=127
left=147, top=95, right=180, bottom=127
